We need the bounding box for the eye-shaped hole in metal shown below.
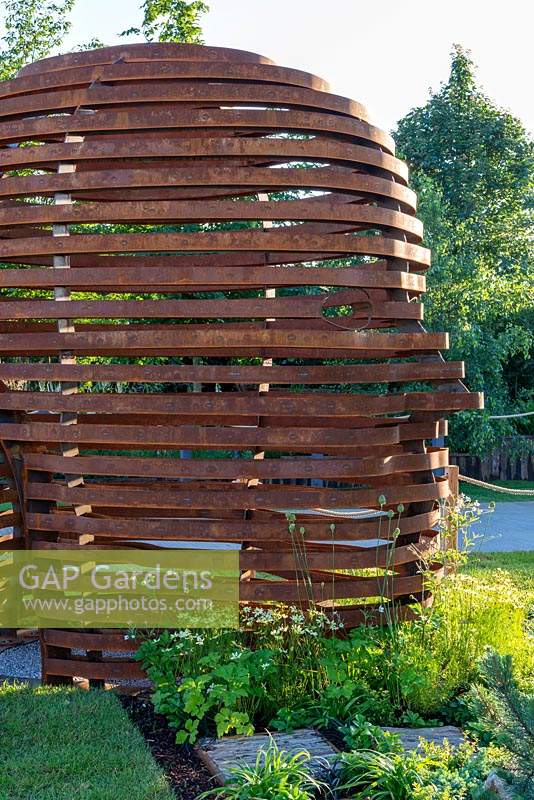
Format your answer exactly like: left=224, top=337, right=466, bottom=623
left=320, top=288, right=373, bottom=331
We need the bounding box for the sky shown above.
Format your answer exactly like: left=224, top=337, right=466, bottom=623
left=8, top=0, right=534, bottom=133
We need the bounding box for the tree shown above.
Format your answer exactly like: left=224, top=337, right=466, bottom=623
left=471, top=649, right=534, bottom=798
left=121, top=0, right=209, bottom=44
left=0, top=0, right=75, bottom=79
left=395, top=47, right=534, bottom=455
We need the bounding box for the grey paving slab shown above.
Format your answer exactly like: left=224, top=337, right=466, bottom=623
left=382, top=725, right=463, bottom=750
left=197, top=729, right=337, bottom=782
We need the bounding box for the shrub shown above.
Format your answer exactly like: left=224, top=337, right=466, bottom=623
left=413, top=740, right=498, bottom=800
left=138, top=558, right=533, bottom=742
left=470, top=649, right=534, bottom=798
left=337, top=740, right=497, bottom=800
left=136, top=607, right=383, bottom=743
left=380, top=570, right=534, bottom=717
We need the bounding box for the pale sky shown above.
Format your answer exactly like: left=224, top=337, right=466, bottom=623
left=9, top=0, right=534, bottom=133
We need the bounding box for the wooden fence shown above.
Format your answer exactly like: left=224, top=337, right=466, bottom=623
left=451, top=437, right=534, bottom=481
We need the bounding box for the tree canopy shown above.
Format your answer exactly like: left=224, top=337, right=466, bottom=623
left=0, top=0, right=75, bottom=79
left=395, top=46, right=533, bottom=454
left=120, top=0, right=209, bottom=44
left=0, top=0, right=210, bottom=73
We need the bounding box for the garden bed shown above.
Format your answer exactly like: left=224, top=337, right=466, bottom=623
left=121, top=694, right=215, bottom=800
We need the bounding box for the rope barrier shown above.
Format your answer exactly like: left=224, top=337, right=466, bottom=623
left=271, top=507, right=386, bottom=519
left=488, top=410, right=534, bottom=419
left=459, top=474, right=534, bottom=496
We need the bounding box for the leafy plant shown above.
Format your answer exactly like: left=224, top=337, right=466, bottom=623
left=199, top=737, right=328, bottom=800
left=0, top=0, right=74, bottom=79
left=136, top=607, right=367, bottom=743
left=413, top=740, right=498, bottom=800
left=121, top=0, right=209, bottom=43
left=138, top=501, right=533, bottom=742
left=340, top=715, right=403, bottom=755
left=337, top=739, right=497, bottom=800
left=336, top=749, right=424, bottom=800
left=352, top=496, right=533, bottom=720
left=137, top=629, right=270, bottom=743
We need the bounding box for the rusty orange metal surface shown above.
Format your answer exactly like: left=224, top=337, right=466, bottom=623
left=0, top=43, right=482, bottom=684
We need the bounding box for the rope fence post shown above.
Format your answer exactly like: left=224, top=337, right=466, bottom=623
left=446, top=465, right=460, bottom=549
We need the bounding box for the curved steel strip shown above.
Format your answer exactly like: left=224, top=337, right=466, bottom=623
left=0, top=61, right=333, bottom=101
left=18, top=43, right=278, bottom=76
left=0, top=82, right=370, bottom=122
left=0, top=108, right=395, bottom=153
left=0, top=137, right=408, bottom=180
left=0, top=265, right=427, bottom=290
left=0, top=202, right=423, bottom=240
left=0, top=167, right=417, bottom=210
left=0, top=361, right=464, bottom=384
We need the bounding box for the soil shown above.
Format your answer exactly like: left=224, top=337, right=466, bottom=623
left=121, top=694, right=215, bottom=800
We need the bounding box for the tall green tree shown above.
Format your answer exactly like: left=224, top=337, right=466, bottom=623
left=0, top=0, right=75, bottom=79
left=121, top=0, right=209, bottom=44
left=395, top=46, right=533, bottom=455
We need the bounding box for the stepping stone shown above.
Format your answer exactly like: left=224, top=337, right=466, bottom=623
left=196, top=728, right=338, bottom=784
left=381, top=725, right=464, bottom=750
left=484, top=772, right=514, bottom=799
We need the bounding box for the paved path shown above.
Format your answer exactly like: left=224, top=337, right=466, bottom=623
left=147, top=503, right=534, bottom=553
left=467, top=502, right=533, bottom=551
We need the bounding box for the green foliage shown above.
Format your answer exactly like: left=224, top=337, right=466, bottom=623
left=465, top=550, right=534, bottom=601
left=395, top=46, right=534, bottom=455
left=337, top=739, right=497, bottom=800
left=396, top=47, right=532, bottom=241
left=199, top=737, right=327, bottom=800
left=318, top=498, right=532, bottom=721
left=136, top=607, right=378, bottom=744
left=0, top=0, right=75, bottom=78
left=121, top=0, right=209, bottom=43
left=137, top=508, right=533, bottom=744
left=411, top=740, right=499, bottom=800
left=74, top=37, right=106, bottom=50
left=470, top=649, right=534, bottom=798
left=374, top=569, right=533, bottom=719
left=139, top=578, right=532, bottom=744
left=337, top=749, right=425, bottom=800
left=340, top=715, right=403, bottom=754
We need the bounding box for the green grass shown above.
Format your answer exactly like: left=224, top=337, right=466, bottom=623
left=465, top=550, right=534, bottom=602
left=460, top=479, right=534, bottom=503
left=0, top=683, right=175, bottom=800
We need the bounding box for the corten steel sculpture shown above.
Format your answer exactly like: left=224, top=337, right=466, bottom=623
left=0, top=43, right=482, bottom=684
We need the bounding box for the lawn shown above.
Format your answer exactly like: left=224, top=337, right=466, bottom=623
left=460, top=479, right=534, bottom=503
left=0, top=683, right=174, bottom=800
left=466, top=549, right=534, bottom=602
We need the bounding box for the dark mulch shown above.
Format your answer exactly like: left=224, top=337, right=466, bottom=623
left=121, top=694, right=216, bottom=800
left=322, top=726, right=345, bottom=752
